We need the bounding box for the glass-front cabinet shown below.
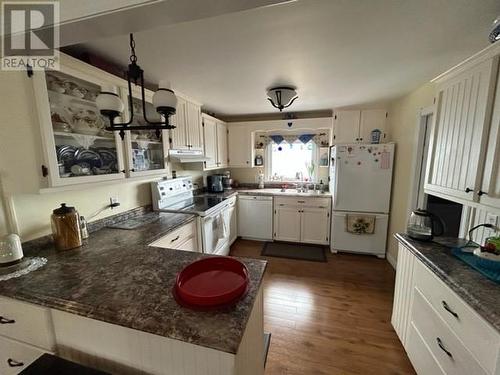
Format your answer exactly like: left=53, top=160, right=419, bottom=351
left=33, top=63, right=126, bottom=187
left=120, top=87, right=170, bottom=177
left=32, top=55, right=171, bottom=188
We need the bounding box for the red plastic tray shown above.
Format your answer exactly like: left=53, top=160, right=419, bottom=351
left=173, top=256, right=249, bottom=309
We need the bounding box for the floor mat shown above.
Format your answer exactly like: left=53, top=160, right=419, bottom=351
left=261, top=242, right=327, bottom=262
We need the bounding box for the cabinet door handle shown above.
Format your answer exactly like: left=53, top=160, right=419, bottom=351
left=170, top=235, right=180, bottom=243
left=441, top=301, right=458, bottom=319
left=7, top=358, right=24, bottom=367
left=464, top=187, right=473, bottom=193
left=297, top=200, right=305, bottom=203
left=0, top=316, right=15, bottom=324
left=478, top=190, right=488, bottom=196
left=436, top=337, right=453, bottom=358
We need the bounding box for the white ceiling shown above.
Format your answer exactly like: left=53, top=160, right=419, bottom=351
left=72, top=0, right=500, bottom=116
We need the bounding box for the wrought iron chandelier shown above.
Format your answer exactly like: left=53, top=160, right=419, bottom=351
left=96, top=34, right=177, bottom=140
left=267, top=86, right=298, bottom=112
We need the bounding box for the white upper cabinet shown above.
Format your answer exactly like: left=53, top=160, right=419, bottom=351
left=170, top=97, right=203, bottom=151
left=186, top=101, right=203, bottom=150
left=202, top=115, right=218, bottom=169
left=333, top=109, right=387, bottom=144
left=170, top=96, right=188, bottom=150
left=228, top=126, right=254, bottom=167
left=425, top=57, right=499, bottom=203
left=201, top=114, right=228, bottom=170
left=216, top=121, right=228, bottom=168
left=359, top=109, right=387, bottom=143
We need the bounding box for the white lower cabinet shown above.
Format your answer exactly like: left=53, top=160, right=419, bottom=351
left=273, top=197, right=331, bottom=245
left=393, top=242, right=500, bottom=375
left=0, top=336, right=47, bottom=374
left=148, top=220, right=199, bottom=252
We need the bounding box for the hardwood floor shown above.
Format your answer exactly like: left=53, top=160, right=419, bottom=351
left=230, top=239, right=415, bottom=375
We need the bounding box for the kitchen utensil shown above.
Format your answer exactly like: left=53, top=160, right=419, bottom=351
left=173, top=256, right=249, bottom=309
left=71, top=163, right=91, bottom=176
left=56, top=145, right=77, bottom=169
left=74, top=148, right=103, bottom=168
left=0, top=234, right=23, bottom=266
left=51, top=203, right=82, bottom=251
left=407, top=209, right=445, bottom=241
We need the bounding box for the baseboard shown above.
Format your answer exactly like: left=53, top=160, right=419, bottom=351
left=386, top=252, right=397, bottom=269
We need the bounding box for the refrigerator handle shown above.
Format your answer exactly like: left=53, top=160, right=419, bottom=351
left=333, top=156, right=340, bottom=209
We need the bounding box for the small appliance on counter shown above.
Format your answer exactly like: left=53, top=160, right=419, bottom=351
left=207, top=174, right=224, bottom=193
left=222, top=171, right=233, bottom=190
left=0, top=234, right=23, bottom=266
left=51, top=203, right=82, bottom=250
left=406, top=209, right=444, bottom=241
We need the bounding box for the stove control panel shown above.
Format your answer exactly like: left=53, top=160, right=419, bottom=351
left=151, top=177, right=193, bottom=210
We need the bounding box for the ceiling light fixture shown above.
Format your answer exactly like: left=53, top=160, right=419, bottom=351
left=267, top=86, right=298, bottom=112
left=96, top=34, right=177, bottom=140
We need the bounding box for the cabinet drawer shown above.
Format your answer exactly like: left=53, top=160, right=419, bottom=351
left=0, top=335, right=47, bottom=374
left=0, top=297, right=54, bottom=350
left=414, top=260, right=500, bottom=373
left=406, top=322, right=445, bottom=375
left=412, top=288, right=488, bottom=375
left=149, top=220, right=197, bottom=250
left=274, top=197, right=331, bottom=208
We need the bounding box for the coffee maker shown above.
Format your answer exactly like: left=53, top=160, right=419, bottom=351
left=207, top=174, right=224, bottom=193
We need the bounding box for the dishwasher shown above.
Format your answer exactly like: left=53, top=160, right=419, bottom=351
left=237, top=195, right=273, bottom=240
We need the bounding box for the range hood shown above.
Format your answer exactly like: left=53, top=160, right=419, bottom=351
left=169, top=149, right=210, bottom=163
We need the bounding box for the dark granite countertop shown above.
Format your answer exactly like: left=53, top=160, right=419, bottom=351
left=0, top=211, right=267, bottom=354
left=395, top=233, right=500, bottom=333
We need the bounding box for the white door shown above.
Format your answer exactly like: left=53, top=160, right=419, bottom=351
left=333, top=143, right=394, bottom=213
left=425, top=58, right=498, bottom=202
left=170, top=97, right=188, bottom=149
left=301, top=207, right=330, bottom=245
left=228, top=126, right=253, bottom=167
left=333, top=110, right=361, bottom=144
left=359, top=109, right=387, bottom=143
left=186, top=101, right=203, bottom=150
left=331, top=211, right=388, bottom=257
left=203, top=117, right=217, bottom=169
left=274, top=206, right=301, bottom=242
left=216, top=121, right=228, bottom=167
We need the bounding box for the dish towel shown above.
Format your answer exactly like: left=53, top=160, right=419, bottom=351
left=346, top=214, right=376, bottom=234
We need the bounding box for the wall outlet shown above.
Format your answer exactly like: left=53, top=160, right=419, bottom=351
left=110, top=197, right=119, bottom=208
left=486, top=213, right=499, bottom=230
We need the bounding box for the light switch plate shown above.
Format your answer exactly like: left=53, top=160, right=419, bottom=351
left=486, top=213, right=499, bottom=229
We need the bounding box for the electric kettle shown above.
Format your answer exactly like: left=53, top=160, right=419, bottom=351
left=407, top=209, right=445, bottom=241
left=0, top=234, right=23, bottom=266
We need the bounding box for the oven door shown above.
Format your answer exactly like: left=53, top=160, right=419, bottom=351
left=201, top=207, right=230, bottom=255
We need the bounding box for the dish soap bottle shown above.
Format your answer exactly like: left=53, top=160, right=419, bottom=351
left=258, top=170, right=265, bottom=189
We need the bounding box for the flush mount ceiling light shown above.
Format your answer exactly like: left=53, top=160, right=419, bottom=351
left=267, top=86, right=298, bottom=112
left=96, top=33, right=177, bottom=140
left=490, top=15, right=500, bottom=43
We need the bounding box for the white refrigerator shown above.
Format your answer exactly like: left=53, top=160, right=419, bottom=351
left=329, top=143, right=395, bottom=258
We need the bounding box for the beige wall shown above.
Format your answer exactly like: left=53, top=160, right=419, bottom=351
left=386, top=82, right=435, bottom=264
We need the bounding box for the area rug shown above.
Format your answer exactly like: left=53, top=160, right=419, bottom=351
left=261, top=242, right=327, bottom=262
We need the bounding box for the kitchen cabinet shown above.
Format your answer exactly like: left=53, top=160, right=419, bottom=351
left=149, top=220, right=199, bottom=252
left=425, top=56, right=499, bottom=205
left=0, top=336, right=48, bottom=375
left=202, top=114, right=228, bottom=170
left=392, top=241, right=500, bottom=375
left=32, top=60, right=127, bottom=188
left=273, top=197, right=331, bottom=245
left=238, top=195, right=273, bottom=240
left=169, top=97, right=203, bottom=151
left=120, top=86, right=170, bottom=177
left=228, top=126, right=254, bottom=167
left=333, top=109, right=387, bottom=144
left=229, top=197, right=238, bottom=245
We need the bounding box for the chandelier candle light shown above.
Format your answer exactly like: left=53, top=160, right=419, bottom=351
left=96, top=34, right=177, bottom=140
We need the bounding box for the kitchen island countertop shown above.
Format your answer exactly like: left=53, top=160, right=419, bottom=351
left=0, top=211, right=267, bottom=354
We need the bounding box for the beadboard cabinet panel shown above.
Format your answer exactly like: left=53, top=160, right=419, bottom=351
left=425, top=57, right=499, bottom=203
